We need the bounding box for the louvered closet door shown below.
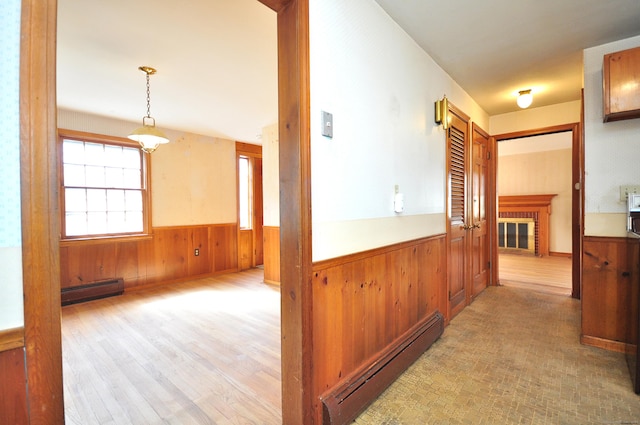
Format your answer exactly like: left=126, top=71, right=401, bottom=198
left=447, top=111, right=469, bottom=319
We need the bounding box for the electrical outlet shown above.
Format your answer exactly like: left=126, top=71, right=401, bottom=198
left=620, top=185, right=640, bottom=201
left=194, top=248, right=200, bottom=256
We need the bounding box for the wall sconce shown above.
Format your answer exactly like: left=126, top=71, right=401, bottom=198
left=128, top=66, right=170, bottom=153
left=517, top=89, right=533, bottom=109
left=434, top=95, right=449, bottom=130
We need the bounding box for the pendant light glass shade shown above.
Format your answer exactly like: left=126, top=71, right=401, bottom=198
left=128, top=116, right=169, bottom=153
left=128, top=66, right=169, bottom=153
left=517, top=89, right=533, bottom=109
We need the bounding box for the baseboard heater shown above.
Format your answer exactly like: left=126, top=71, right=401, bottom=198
left=61, top=278, right=124, bottom=306
left=321, top=310, right=444, bottom=425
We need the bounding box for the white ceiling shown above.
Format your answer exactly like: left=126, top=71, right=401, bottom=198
left=57, top=0, right=640, bottom=144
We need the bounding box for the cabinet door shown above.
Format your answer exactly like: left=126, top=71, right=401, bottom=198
left=603, top=46, right=640, bottom=122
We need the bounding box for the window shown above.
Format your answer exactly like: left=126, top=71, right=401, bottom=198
left=59, top=130, right=150, bottom=239
left=238, top=155, right=252, bottom=230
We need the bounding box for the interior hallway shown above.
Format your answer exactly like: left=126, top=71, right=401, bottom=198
left=355, top=285, right=639, bottom=424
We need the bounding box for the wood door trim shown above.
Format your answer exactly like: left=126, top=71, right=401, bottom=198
left=275, top=1, right=314, bottom=423
left=21, top=0, right=65, bottom=422
left=24, top=0, right=309, bottom=424
left=493, top=122, right=581, bottom=299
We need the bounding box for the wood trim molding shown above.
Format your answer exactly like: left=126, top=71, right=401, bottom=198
left=313, top=234, right=446, bottom=271
left=583, top=235, right=630, bottom=243
left=580, top=335, right=636, bottom=354
left=0, top=327, right=25, bottom=353
left=498, top=194, right=556, bottom=208
left=275, top=0, right=313, bottom=423
left=21, top=0, right=65, bottom=422
left=493, top=123, right=579, bottom=141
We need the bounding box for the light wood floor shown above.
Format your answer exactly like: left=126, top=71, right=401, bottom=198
left=62, top=268, right=282, bottom=425
left=63, top=256, right=572, bottom=424
left=498, top=253, right=572, bottom=296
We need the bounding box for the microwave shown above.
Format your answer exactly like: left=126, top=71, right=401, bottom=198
left=629, top=194, right=640, bottom=234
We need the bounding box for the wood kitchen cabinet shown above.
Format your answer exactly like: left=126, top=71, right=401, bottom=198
left=603, top=46, right=640, bottom=122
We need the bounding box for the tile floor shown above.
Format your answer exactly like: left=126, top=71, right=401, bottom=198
left=355, top=286, right=640, bottom=425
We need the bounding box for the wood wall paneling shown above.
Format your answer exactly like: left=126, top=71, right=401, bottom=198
left=60, top=243, right=117, bottom=288
left=263, top=226, right=281, bottom=284
left=188, top=226, right=212, bottom=276
left=311, top=235, right=447, bottom=422
left=239, top=229, right=253, bottom=271
left=0, top=347, right=29, bottom=425
left=582, top=236, right=637, bottom=352
left=59, top=224, right=238, bottom=295
left=115, top=240, right=146, bottom=288
left=212, top=224, right=239, bottom=273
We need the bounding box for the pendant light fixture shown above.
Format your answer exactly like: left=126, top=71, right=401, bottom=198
left=128, top=66, right=169, bottom=153
left=517, top=89, right=533, bottom=109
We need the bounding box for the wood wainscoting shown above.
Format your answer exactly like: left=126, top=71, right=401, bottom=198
left=311, top=234, right=447, bottom=424
left=60, top=223, right=238, bottom=294
left=263, top=226, right=280, bottom=285
left=0, top=328, right=28, bottom=424
left=582, top=236, right=639, bottom=353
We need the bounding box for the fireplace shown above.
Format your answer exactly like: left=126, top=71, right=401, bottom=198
left=498, top=194, right=556, bottom=257
left=498, top=218, right=535, bottom=254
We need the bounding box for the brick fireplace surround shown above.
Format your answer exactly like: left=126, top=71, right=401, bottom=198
left=498, top=194, right=556, bottom=257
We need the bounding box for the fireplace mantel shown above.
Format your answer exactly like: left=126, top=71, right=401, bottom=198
left=498, top=194, right=556, bottom=256
left=499, top=194, right=556, bottom=209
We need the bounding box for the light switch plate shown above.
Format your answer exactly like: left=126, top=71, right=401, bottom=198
left=321, top=111, right=333, bottom=138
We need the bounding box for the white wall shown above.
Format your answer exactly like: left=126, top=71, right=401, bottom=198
left=309, top=0, right=489, bottom=261
left=0, top=0, right=24, bottom=331
left=58, top=109, right=238, bottom=226
left=583, top=35, right=640, bottom=237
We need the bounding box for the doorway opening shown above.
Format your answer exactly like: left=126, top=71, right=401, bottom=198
left=494, top=125, right=581, bottom=298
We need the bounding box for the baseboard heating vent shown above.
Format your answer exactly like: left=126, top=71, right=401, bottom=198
left=61, top=278, right=124, bottom=306
left=321, top=311, right=444, bottom=425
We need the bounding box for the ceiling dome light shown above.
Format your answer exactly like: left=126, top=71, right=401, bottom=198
left=128, top=66, right=169, bottom=153
left=517, top=89, right=533, bottom=109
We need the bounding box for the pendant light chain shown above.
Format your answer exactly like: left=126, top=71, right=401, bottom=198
left=145, top=72, right=152, bottom=119
left=128, top=65, right=169, bottom=153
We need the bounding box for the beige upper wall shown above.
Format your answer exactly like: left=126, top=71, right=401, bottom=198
left=490, top=100, right=581, bottom=135
left=58, top=109, right=238, bottom=227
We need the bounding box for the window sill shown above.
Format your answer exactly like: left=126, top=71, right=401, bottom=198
left=60, top=233, right=153, bottom=247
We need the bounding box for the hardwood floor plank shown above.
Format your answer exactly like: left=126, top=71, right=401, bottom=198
left=62, top=268, right=281, bottom=425
left=498, top=254, right=572, bottom=296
